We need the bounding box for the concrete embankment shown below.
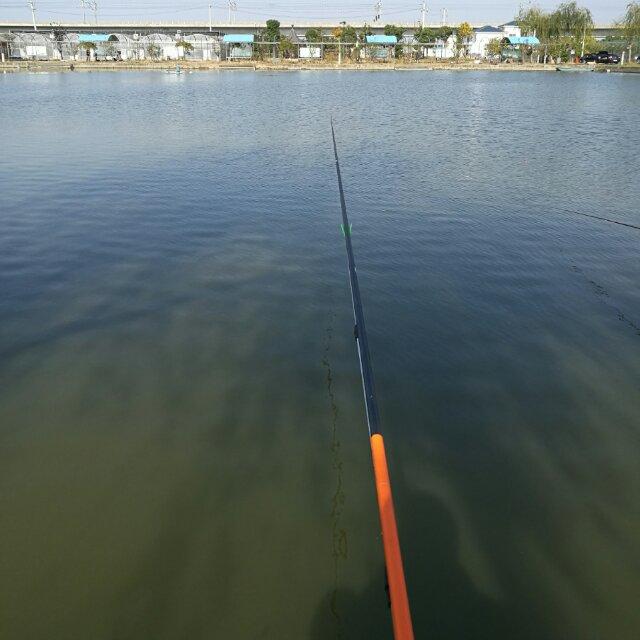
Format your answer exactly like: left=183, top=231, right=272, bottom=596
left=3, top=60, right=639, bottom=74
left=593, top=66, right=640, bottom=74
left=1, top=59, right=560, bottom=73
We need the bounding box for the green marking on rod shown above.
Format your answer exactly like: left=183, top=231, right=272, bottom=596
left=340, top=224, right=353, bottom=237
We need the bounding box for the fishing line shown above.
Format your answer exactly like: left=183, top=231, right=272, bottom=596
left=565, top=209, right=640, bottom=231
left=570, top=264, right=640, bottom=337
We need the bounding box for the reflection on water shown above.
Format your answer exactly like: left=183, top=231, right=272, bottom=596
left=322, top=309, right=348, bottom=637
left=1, top=70, right=639, bottom=639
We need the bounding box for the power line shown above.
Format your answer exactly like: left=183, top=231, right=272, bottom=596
left=1, top=0, right=434, bottom=21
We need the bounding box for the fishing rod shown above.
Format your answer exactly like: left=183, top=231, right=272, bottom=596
left=330, top=119, right=414, bottom=640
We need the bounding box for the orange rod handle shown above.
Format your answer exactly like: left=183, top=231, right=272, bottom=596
left=370, top=433, right=414, bottom=640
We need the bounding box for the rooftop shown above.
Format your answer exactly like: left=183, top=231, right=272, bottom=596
left=474, top=25, right=503, bottom=33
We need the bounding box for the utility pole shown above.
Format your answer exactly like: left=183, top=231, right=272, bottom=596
left=80, top=0, right=86, bottom=24
left=228, top=0, right=236, bottom=24
left=27, top=0, right=37, bottom=31
left=441, top=7, right=447, bottom=26
left=208, top=1, right=212, bottom=32
left=421, top=0, right=427, bottom=29
left=373, top=0, right=381, bottom=23
left=88, top=0, right=98, bottom=25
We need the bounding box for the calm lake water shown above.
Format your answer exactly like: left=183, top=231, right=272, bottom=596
left=1, top=70, right=639, bottom=639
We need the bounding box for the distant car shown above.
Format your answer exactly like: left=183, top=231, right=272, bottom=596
left=596, top=51, right=620, bottom=64
left=580, top=52, right=598, bottom=63
left=636, top=54, right=640, bottom=63
left=580, top=51, right=620, bottom=64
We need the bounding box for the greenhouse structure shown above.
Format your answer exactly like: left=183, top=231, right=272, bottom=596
left=181, top=34, right=222, bottom=61
left=8, top=32, right=52, bottom=60
left=3, top=30, right=225, bottom=61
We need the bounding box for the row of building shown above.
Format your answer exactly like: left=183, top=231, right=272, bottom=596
left=1, top=32, right=223, bottom=61
left=1, top=22, right=534, bottom=62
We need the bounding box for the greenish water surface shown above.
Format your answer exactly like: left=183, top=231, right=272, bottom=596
left=1, top=70, right=639, bottom=639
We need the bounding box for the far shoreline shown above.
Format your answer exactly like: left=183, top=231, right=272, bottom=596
left=3, top=60, right=639, bottom=74
left=1, top=59, right=557, bottom=73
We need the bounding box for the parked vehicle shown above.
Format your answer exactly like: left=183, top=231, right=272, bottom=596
left=580, top=51, right=620, bottom=64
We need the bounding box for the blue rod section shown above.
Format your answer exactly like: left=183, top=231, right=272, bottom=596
left=331, top=119, right=381, bottom=437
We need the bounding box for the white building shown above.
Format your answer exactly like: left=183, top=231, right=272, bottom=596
left=469, top=25, right=504, bottom=58
left=500, top=21, right=522, bottom=39
left=425, top=35, right=456, bottom=59
left=469, top=22, right=524, bottom=58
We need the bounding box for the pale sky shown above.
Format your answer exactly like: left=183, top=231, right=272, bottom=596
left=0, top=0, right=627, bottom=26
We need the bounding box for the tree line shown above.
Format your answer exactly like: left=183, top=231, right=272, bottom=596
left=516, top=1, right=640, bottom=60
left=252, top=8, right=640, bottom=63
left=252, top=19, right=474, bottom=61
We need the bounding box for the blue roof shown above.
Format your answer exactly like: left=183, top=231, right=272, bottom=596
left=223, top=34, right=254, bottom=44
left=475, top=25, right=502, bottom=33
left=504, top=36, right=540, bottom=45
left=78, top=33, right=110, bottom=43
left=366, top=35, right=397, bottom=44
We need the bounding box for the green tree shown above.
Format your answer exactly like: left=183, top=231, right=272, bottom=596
left=517, top=4, right=554, bottom=41
left=413, top=26, right=436, bottom=59
left=175, top=39, right=194, bottom=59
left=278, top=36, right=295, bottom=58
left=547, top=35, right=573, bottom=61
left=359, top=23, right=373, bottom=42
left=414, top=26, right=436, bottom=43
left=383, top=24, right=405, bottom=56
left=383, top=23, right=404, bottom=40
left=146, top=43, right=161, bottom=60
left=429, top=26, right=453, bottom=60
left=257, top=19, right=281, bottom=59
left=455, top=21, right=474, bottom=57
left=341, top=25, right=357, bottom=43
left=486, top=38, right=504, bottom=58
left=435, top=26, right=453, bottom=41
left=52, top=28, right=67, bottom=58
left=550, top=1, right=593, bottom=39
left=622, top=2, right=640, bottom=44
left=517, top=2, right=593, bottom=58
left=264, top=19, right=281, bottom=42
left=304, top=28, right=322, bottom=43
